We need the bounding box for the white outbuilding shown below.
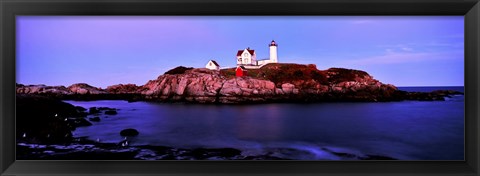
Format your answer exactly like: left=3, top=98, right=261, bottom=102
left=205, top=60, right=220, bottom=70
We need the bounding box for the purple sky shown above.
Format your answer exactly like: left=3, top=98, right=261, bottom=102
left=17, top=16, right=464, bottom=88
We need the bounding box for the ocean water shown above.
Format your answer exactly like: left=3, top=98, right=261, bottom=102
left=65, top=86, right=464, bottom=160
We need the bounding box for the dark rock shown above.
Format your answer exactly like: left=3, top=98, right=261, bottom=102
left=332, top=152, right=357, bottom=158
left=360, top=155, right=397, bottom=160
left=127, top=99, right=138, bottom=103
left=179, top=148, right=242, bottom=160
left=105, top=110, right=117, bottom=115
left=98, top=107, right=114, bottom=110
left=402, top=90, right=463, bottom=101
left=120, top=128, right=139, bottom=136
left=431, top=90, right=464, bottom=96
left=89, top=117, right=101, bottom=122
left=78, top=112, right=88, bottom=117
left=27, top=150, right=138, bottom=160
left=242, top=155, right=286, bottom=160
left=89, top=107, right=100, bottom=114
left=207, top=148, right=242, bottom=158
left=73, top=118, right=92, bottom=127
left=75, top=106, right=87, bottom=112
left=16, top=94, right=79, bottom=144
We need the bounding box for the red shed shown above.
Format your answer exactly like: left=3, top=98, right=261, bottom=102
left=236, top=66, right=247, bottom=77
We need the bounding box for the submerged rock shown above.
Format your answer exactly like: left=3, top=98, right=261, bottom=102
left=98, top=107, right=115, bottom=111
left=120, top=128, right=139, bottom=136
left=105, top=110, right=118, bottom=115
left=89, top=107, right=100, bottom=114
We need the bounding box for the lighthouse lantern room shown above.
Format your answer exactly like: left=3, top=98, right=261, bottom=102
left=269, top=40, right=278, bottom=63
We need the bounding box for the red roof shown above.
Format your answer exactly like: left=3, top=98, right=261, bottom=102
left=236, top=49, right=255, bottom=56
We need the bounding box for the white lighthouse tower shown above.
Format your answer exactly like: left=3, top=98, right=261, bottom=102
left=269, top=40, right=278, bottom=63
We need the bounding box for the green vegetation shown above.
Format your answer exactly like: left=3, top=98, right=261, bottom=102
left=162, top=63, right=372, bottom=88
left=220, top=63, right=329, bottom=86
left=326, top=67, right=370, bottom=84
left=220, top=63, right=371, bottom=87
left=220, top=68, right=237, bottom=79
left=260, top=63, right=328, bottom=86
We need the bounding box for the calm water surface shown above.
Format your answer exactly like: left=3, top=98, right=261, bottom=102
left=65, top=86, right=464, bottom=160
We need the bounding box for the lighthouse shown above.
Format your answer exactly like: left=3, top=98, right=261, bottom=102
left=269, top=40, right=278, bottom=63
left=235, top=40, right=279, bottom=68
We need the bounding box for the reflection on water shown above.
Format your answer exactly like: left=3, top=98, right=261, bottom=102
left=235, top=105, right=284, bottom=141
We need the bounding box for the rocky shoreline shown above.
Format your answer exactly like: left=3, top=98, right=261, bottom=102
left=17, top=139, right=397, bottom=160
left=15, top=64, right=463, bottom=160
left=16, top=64, right=463, bottom=104
left=16, top=94, right=399, bottom=160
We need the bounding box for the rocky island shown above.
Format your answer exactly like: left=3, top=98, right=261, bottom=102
left=16, top=63, right=462, bottom=103
left=16, top=63, right=464, bottom=160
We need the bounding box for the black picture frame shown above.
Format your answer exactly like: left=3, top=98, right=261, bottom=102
left=1, top=0, right=479, bottom=175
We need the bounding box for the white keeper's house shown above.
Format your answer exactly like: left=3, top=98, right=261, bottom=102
left=236, top=47, right=257, bottom=66
left=205, top=40, right=279, bottom=70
